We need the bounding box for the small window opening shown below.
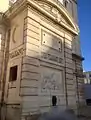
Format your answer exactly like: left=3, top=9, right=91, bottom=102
left=86, top=99, right=91, bottom=106
left=9, top=66, right=17, bottom=82
left=52, top=96, right=57, bottom=106
left=64, top=0, right=68, bottom=8
left=89, top=74, right=91, bottom=78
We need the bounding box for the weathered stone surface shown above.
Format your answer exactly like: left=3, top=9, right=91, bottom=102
left=0, top=0, right=84, bottom=120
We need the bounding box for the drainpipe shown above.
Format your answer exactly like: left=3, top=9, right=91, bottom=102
left=75, top=60, right=79, bottom=115
left=64, top=38, right=68, bottom=107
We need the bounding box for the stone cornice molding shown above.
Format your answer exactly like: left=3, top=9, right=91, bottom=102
left=45, top=0, right=77, bottom=29
left=3, top=0, right=79, bottom=35
left=4, top=0, right=27, bottom=20
left=27, top=0, right=79, bottom=35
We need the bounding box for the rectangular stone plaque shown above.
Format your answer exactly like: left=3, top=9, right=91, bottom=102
left=40, top=67, right=64, bottom=95
left=41, top=30, right=62, bottom=51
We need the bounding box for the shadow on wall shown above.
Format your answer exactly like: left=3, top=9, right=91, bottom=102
left=0, top=21, right=11, bottom=120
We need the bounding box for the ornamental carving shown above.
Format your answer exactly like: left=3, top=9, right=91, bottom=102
left=12, top=24, right=19, bottom=43
left=40, top=67, right=63, bottom=93
left=6, top=0, right=79, bottom=35
left=9, top=47, right=24, bottom=59
left=41, top=52, right=63, bottom=64
left=34, top=0, right=70, bottom=26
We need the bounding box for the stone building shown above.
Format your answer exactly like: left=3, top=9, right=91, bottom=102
left=84, top=71, right=91, bottom=84
left=0, top=0, right=84, bottom=120
left=84, top=71, right=91, bottom=105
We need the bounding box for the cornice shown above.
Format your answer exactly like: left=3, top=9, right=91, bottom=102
left=3, top=0, right=79, bottom=35
left=4, top=0, right=28, bottom=20
left=27, top=0, right=79, bottom=35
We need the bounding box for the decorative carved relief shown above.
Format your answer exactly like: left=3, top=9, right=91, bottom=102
left=57, top=11, right=62, bottom=22
left=38, top=1, right=52, bottom=12
left=41, top=52, right=63, bottom=64
left=40, top=67, right=63, bottom=93
left=34, top=0, right=72, bottom=27
left=12, top=24, right=19, bottom=43
left=9, top=47, right=24, bottom=59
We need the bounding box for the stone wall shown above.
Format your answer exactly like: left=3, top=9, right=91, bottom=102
left=3, top=8, right=27, bottom=120
left=20, top=6, right=78, bottom=120
left=64, top=36, right=77, bottom=111
left=0, top=0, right=83, bottom=120
left=21, top=16, right=40, bottom=118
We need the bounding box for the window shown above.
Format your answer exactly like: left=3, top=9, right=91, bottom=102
left=63, top=0, right=68, bottom=8
left=86, top=99, right=91, bottom=106
left=9, top=66, right=17, bottom=82
left=52, top=96, right=57, bottom=106
left=89, top=74, right=91, bottom=78
left=84, top=74, right=86, bottom=78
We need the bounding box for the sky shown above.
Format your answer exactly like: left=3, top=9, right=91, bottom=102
left=78, top=0, right=91, bottom=71
left=0, top=0, right=9, bottom=12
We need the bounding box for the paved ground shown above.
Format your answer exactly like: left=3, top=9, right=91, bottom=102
left=77, top=106, right=91, bottom=120
left=78, top=115, right=91, bottom=120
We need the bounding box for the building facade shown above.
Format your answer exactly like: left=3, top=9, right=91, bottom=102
left=84, top=71, right=91, bottom=84
left=84, top=71, right=91, bottom=106
left=0, top=0, right=84, bottom=120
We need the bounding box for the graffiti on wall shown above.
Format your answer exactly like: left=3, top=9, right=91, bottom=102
left=40, top=68, right=63, bottom=93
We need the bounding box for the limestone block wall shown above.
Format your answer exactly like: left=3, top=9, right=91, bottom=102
left=20, top=7, right=78, bottom=119
left=0, top=0, right=84, bottom=120
left=64, top=35, right=77, bottom=111
left=73, top=58, right=85, bottom=105
left=5, top=8, right=27, bottom=103
left=72, top=36, right=81, bottom=56
left=20, top=15, right=40, bottom=116
left=4, top=8, right=27, bottom=120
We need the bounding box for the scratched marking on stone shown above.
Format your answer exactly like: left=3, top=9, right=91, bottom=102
left=41, top=72, right=62, bottom=93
